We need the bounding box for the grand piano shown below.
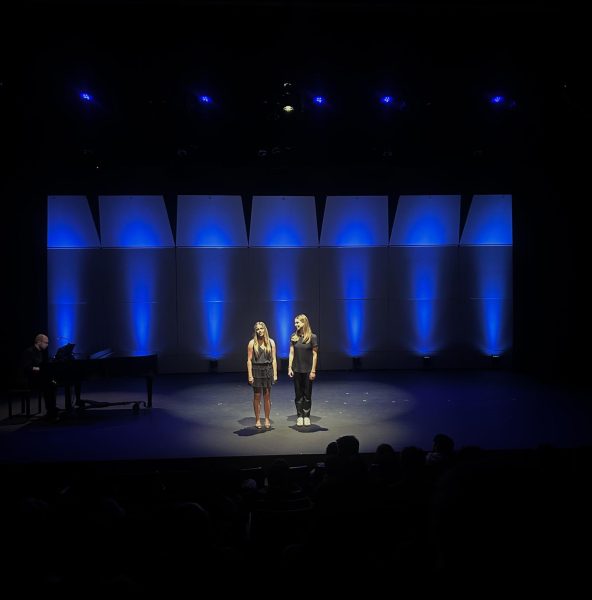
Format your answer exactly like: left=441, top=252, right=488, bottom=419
left=45, top=347, right=158, bottom=411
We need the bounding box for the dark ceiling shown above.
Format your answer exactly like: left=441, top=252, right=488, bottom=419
left=1, top=1, right=586, bottom=181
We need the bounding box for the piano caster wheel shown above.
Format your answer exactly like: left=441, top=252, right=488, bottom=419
left=132, top=403, right=140, bottom=414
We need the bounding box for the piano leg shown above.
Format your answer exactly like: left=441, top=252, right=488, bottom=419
left=146, top=375, right=153, bottom=408
left=64, top=384, right=73, bottom=411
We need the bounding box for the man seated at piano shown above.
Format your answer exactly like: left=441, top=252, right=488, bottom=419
left=20, top=333, right=59, bottom=421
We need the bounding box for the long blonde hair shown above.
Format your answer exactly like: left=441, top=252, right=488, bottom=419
left=252, top=322, right=272, bottom=356
left=291, top=314, right=312, bottom=344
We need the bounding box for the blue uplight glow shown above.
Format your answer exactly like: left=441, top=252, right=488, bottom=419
left=131, top=301, right=152, bottom=354
left=250, top=196, right=318, bottom=247
left=261, top=223, right=308, bottom=247
left=408, top=252, right=440, bottom=354
left=412, top=261, right=437, bottom=300
left=205, top=301, right=223, bottom=359
left=461, top=196, right=512, bottom=355
left=47, top=250, right=88, bottom=352
left=412, top=299, right=436, bottom=355
left=391, top=195, right=460, bottom=246
left=193, top=250, right=234, bottom=359
left=475, top=250, right=511, bottom=355
left=321, top=196, right=388, bottom=247
left=124, top=253, right=156, bottom=354
left=342, top=251, right=367, bottom=298
left=177, top=195, right=247, bottom=247
left=193, top=225, right=234, bottom=247
left=49, top=222, right=88, bottom=248
left=267, top=254, right=297, bottom=302
left=99, top=196, right=174, bottom=248
left=339, top=250, right=369, bottom=356
left=481, top=298, right=504, bottom=355
left=345, top=299, right=364, bottom=357
left=273, top=300, right=295, bottom=359
left=47, top=196, right=100, bottom=248
left=335, top=223, right=375, bottom=246
left=120, top=221, right=163, bottom=247
left=461, top=195, right=512, bottom=245
left=404, top=215, right=449, bottom=245
left=55, top=303, right=76, bottom=350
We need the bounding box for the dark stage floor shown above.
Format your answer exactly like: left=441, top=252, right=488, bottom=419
left=1, top=370, right=591, bottom=465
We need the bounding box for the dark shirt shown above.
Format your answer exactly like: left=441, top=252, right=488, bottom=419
left=252, top=345, right=272, bottom=365
left=291, top=334, right=318, bottom=373
left=20, top=345, right=48, bottom=387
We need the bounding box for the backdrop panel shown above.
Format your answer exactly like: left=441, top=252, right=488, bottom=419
left=319, top=247, right=388, bottom=300
left=47, top=195, right=100, bottom=249
left=99, top=195, right=174, bottom=248
left=47, top=249, right=106, bottom=356
left=388, top=297, right=461, bottom=360
left=248, top=248, right=319, bottom=303
left=321, top=195, right=388, bottom=246
left=100, top=249, right=177, bottom=356
left=176, top=248, right=250, bottom=359
left=250, top=196, right=318, bottom=247
left=388, top=246, right=459, bottom=300
left=391, top=194, right=460, bottom=245
left=320, top=298, right=389, bottom=369
left=177, top=195, right=247, bottom=247
left=177, top=300, right=250, bottom=368
left=458, top=245, right=513, bottom=300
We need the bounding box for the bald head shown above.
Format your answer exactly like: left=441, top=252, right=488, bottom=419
left=34, top=334, right=49, bottom=350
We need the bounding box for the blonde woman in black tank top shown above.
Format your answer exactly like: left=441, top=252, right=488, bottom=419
left=247, top=322, right=277, bottom=429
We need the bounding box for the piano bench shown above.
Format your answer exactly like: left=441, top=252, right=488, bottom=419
left=7, top=389, right=43, bottom=418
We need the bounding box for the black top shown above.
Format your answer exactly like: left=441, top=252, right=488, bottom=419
left=19, top=345, right=47, bottom=386
left=291, top=334, right=318, bottom=373
left=252, top=345, right=272, bottom=365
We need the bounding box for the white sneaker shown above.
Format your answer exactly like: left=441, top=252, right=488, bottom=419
left=303, top=417, right=311, bottom=426
left=296, top=417, right=304, bottom=426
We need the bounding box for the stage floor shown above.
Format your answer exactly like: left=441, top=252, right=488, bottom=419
left=1, top=370, right=591, bottom=464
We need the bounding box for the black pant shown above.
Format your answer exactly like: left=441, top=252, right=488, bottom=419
left=29, top=375, right=57, bottom=416
left=294, top=372, right=312, bottom=418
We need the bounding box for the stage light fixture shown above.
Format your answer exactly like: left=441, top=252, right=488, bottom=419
left=488, top=93, right=517, bottom=109
left=279, top=81, right=299, bottom=115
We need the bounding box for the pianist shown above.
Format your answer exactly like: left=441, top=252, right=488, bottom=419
left=20, top=333, right=58, bottom=421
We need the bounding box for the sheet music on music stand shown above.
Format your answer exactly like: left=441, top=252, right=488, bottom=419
left=54, top=343, right=75, bottom=361
left=90, top=348, right=113, bottom=359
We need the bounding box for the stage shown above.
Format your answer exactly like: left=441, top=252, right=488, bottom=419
left=1, top=369, right=591, bottom=465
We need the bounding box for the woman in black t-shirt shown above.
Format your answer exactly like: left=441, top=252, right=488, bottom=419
left=288, top=314, right=318, bottom=427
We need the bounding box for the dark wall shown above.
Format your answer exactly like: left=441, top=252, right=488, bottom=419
left=1, top=1, right=589, bottom=382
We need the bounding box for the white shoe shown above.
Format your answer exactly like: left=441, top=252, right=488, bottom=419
left=296, top=417, right=304, bottom=426
left=303, top=417, right=311, bottom=426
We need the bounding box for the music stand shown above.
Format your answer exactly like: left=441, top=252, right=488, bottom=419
left=54, top=343, right=75, bottom=361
